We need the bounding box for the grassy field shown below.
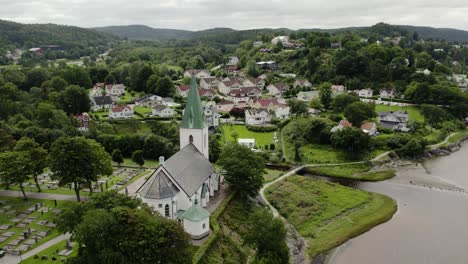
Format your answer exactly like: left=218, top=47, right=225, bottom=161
left=221, top=125, right=275, bottom=147
left=111, top=120, right=153, bottom=134
left=265, top=176, right=397, bottom=257
left=134, top=106, right=152, bottom=117
left=303, top=164, right=396, bottom=181
left=120, top=158, right=159, bottom=168
left=0, top=198, right=74, bottom=256
left=264, top=169, right=285, bottom=183
left=375, top=105, right=424, bottom=122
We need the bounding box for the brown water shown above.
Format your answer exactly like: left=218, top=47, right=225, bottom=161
left=330, top=145, right=468, bottom=264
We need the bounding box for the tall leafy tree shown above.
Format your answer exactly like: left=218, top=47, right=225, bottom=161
left=287, top=99, right=308, bottom=116
left=209, top=135, right=221, bottom=163
left=56, top=85, right=91, bottom=114
left=319, top=82, right=332, bottom=109
left=14, top=137, right=47, bottom=192
left=0, top=151, right=32, bottom=199
left=111, top=148, right=124, bottom=166
left=131, top=150, right=145, bottom=167
left=218, top=143, right=265, bottom=197
left=344, top=101, right=376, bottom=127
left=331, top=93, right=360, bottom=113
left=331, top=127, right=370, bottom=159
left=104, top=73, right=116, bottom=84
left=49, top=137, right=112, bottom=201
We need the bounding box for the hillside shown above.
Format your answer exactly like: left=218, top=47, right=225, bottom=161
left=94, top=23, right=468, bottom=43
left=0, top=19, right=117, bottom=49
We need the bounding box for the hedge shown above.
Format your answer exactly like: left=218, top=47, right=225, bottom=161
left=246, top=124, right=278, bottom=132
left=192, top=191, right=237, bottom=264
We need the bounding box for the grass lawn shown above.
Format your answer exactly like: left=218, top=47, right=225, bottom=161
left=447, top=130, right=468, bottom=144
left=264, top=169, right=285, bottom=183
left=121, top=158, right=159, bottom=168
left=375, top=105, right=424, bottom=122
left=221, top=125, right=275, bottom=147
left=134, top=106, right=152, bottom=117
left=20, top=240, right=79, bottom=264
left=111, top=120, right=153, bottom=134
left=0, top=197, right=74, bottom=255
left=265, top=176, right=397, bottom=258
left=115, top=92, right=142, bottom=104
left=304, top=164, right=396, bottom=181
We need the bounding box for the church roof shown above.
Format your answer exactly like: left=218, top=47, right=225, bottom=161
left=163, top=144, right=215, bottom=196
left=137, top=170, right=179, bottom=199
left=181, top=77, right=205, bottom=129
left=181, top=203, right=210, bottom=222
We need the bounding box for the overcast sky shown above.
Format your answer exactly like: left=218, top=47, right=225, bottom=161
left=1, top=0, right=468, bottom=31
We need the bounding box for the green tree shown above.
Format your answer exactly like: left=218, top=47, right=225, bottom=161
left=56, top=192, right=192, bottom=264
left=331, top=93, right=360, bottom=113
left=0, top=151, right=31, bottom=199
left=331, top=127, right=370, bottom=158
left=25, top=68, right=50, bottom=88
left=56, top=85, right=91, bottom=114
left=156, top=76, right=175, bottom=97
left=112, top=148, right=124, bottom=166
left=246, top=60, right=260, bottom=77
left=287, top=99, right=308, bottom=116
left=62, top=66, right=92, bottom=88
left=209, top=135, right=221, bottom=163
left=48, top=76, right=68, bottom=92
left=131, top=150, right=145, bottom=167
left=14, top=137, right=47, bottom=192
left=397, top=138, right=426, bottom=158
left=104, top=73, right=117, bottom=85
left=319, top=82, right=332, bottom=109
left=344, top=102, right=376, bottom=127
left=136, top=65, right=154, bottom=92
left=245, top=208, right=289, bottom=264
left=49, top=137, right=112, bottom=201
left=146, top=75, right=159, bottom=94
left=309, top=97, right=324, bottom=110
left=217, top=143, right=265, bottom=197
left=421, top=104, right=451, bottom=127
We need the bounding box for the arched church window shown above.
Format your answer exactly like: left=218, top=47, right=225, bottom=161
left=165, top=204, right=170, bottom=217
left=189, top=135, right=193, bottom=144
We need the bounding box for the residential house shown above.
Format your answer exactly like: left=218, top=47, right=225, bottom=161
left=199, top=88, right=217, bottom=99
left=199, top=78, right=221, bottom=89
left=227, top=56, right=239, bottom=66
left=274, top=105, right=290, bottom=120
left=358, top=88, right=373, bottom=98
left=218, top=80, right=243, bottom=95
left=135, top=94, right=162, bottom=108
left=451, top=74, right=468, bottom=89
left=267, top=83, right=290, bottom=97
left=91, top=96, right=113, bottom=111
left=183, top=69, right=211, bottom=79
left=176, top=85, right=191, bottom=98
left=75, top=113, right=90, bottom=131
left=227, top=66, right=240, bottom=74
left=89, top=86, right=103, bottom=98
left=379, top=89, right=395, bottom=99
left=152, top=104, right=176, bottom=118
left=238, top=138, right=255, bottom=149
left=293, top=80, right=312, bottom=88
left=161, top=97, right=180, bottom=107
left=109, top=105, right=134, bottom=119
left=253, top=41, right=263, bottom=47
left=245, top=108, right=273, bottom=125
left=202, top=102, right=219, bottom=128
left=228, top=87, right=261, bottom=105
left=378, top=111, right=409, bottom=131
left=249, top=98, right=285, bottom=111
left=256, top=61, right=278, bottom=71
left=296, top=91, right=319, bottom=101
left=271, top=36, right=289, bottom=45
left=331, top=85, right=346, bottom=95
left=361, top=122, right=377, bottom=136
left=331, top=120, right=353, bottom=133
left=105, top=84, right=126, bottom=98
left=217, top=100, right=235, bottom=112
left=250, top=77, right=266, bottom=90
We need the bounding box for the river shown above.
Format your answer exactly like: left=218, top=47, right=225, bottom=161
left=330, top=144, right=468, bottom=264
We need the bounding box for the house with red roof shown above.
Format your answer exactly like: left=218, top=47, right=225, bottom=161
left=109, top=105, right=134, bottom=119
left=183, top=69, right=211, bottom=79
left=331, top=85, right=347, bottom=95
left=361, top=121, right=377, bottom=136
left=266, top=83, right=290, bottom=97
left=218, top=80, right=243, bottom=95
left=176, top=84, right=191, bottom=97
left=200, top=77, right=221, bottom=89
left=331, top=120, right=353, bottom=133
left=199, top=88, right=217, bottom=99
left=74, top=113, right=90, bottom=131
left=105, top=84, right=126, bottom=99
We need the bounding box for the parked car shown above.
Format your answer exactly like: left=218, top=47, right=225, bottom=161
left=0, top=248, right=5, bottom=257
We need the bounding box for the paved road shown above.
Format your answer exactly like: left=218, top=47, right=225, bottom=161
left=0, top=190, right=83, bottom=201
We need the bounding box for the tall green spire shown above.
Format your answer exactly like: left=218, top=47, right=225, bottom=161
left=181, top=76, right=205, bottom=129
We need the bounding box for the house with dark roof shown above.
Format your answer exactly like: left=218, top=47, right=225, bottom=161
left=378, top=111, right=409, bottom=131
left=266, top=83, right=290, bottom=97
left=91, top=96, right=113, bottom=111
left=152, top=104, right=176, bottom=118
left=136, top=77, right=220, bottom=239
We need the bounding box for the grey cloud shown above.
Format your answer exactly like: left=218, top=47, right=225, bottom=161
left=0, top=0, right=467, bottom=30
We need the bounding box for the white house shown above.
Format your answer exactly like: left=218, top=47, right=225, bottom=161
left=91, top=96, right=113, bottom=111
left=331, top=120, right=353, bottom=133
left=361, top=121, right=377, bottom=136
left=297, top=91, right=319, bottom=101
left=109, top=105, right=134, bottom=119
left=274, top=105, right=290, bottom=120
left=89, top=86, right=103, bottom=98
left=358, top=89, right=373, bottom=98
left=161, top=98, right=180, bottom=107
left=202, top=101, right=220, bottom=128
left=238, top=138, right=255, bottom=149
left=228, top=87, right=262, bottom=105
left=136, top=77, right=220, bottom=239
left=271, top=36, right=289, bottom=45
left=379, top=89, right=395, bottom=99
left=152, top=104, right=176, bottom=118
left=105, top=84, right=126, bottom=98
left=135, top=94, right=162, bottom=108
left=183, top=69, right=211, bottom=79
left=227, top=56, right=239, bottom=66
left=217, top=100, right=235, bottom=113
left=200, top=78, right=220, bottom=90
left=176, top=85, right=191, bottom=98
left=218, top=80, right=243, bottom=95
left=293, top=80, right=312, bottom=88
left=245, top=108, right=273, bottom=125
left=331, top=85, right=346, bottom=94
left=266, top=83, right=290, bottom=97
left=199, top=88, right=217, bottom=99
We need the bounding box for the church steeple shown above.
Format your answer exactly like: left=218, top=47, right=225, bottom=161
left=181, top=77, right=205, bottom=129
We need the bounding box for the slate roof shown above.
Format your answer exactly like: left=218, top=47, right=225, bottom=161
left=137, top=170, right=179, bottom=199
left=93, top=96, right=113, bottom=105
left=163, top=144, right=215, bottom=196
left=152, top=104, right=168, bottom=112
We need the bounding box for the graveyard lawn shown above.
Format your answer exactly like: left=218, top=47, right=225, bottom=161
left=20, top=239, right=78, bottom=264
left=220, top=125, right=275, bottom=148
left=0, top=197, right=74, bottom=255
left=264, top=176, right=396, bottom=258
left=5, top=168, right=148, bottom=198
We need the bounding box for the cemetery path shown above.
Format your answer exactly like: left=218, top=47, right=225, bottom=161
left=0, top=190, right=84, bottom=202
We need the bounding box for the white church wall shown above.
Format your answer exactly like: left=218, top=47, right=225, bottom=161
left=183, top=217, right=210, bottom=238
left=179, top=127, right=209, bottom=159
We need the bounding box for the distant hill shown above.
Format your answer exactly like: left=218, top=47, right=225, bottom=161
left=0, top=19, right=117, bottom=49
left=94, top=23, right=468, bottom=43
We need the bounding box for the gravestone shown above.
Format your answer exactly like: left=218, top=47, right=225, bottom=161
left=0, top=224, right=11, bottom=230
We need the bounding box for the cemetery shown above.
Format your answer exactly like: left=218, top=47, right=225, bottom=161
left=0, top=198, right=73, bottom=257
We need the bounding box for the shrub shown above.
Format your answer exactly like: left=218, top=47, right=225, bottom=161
left=246, top=125, right=277, bottom=132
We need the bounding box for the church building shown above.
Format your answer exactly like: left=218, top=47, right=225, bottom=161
left=136, top=77, right=220, bottom=239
